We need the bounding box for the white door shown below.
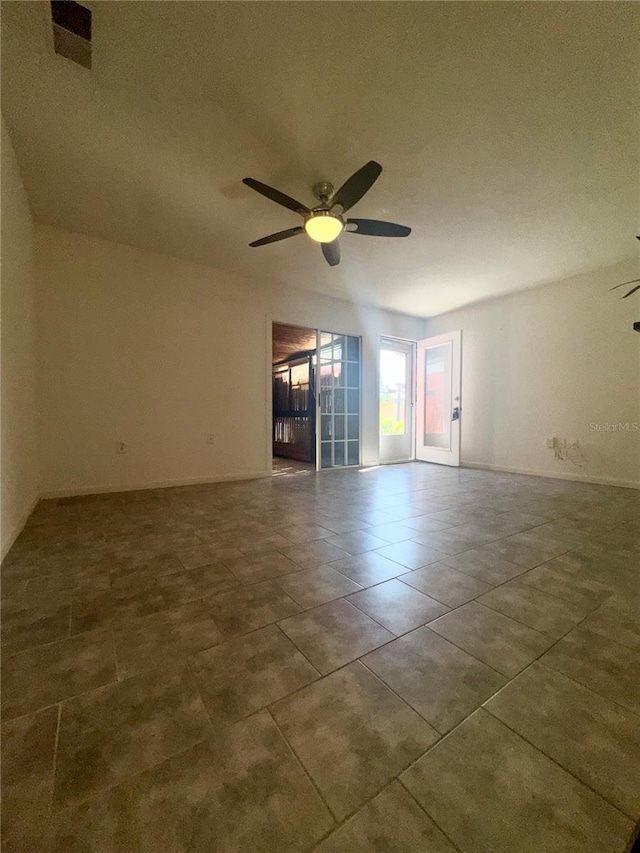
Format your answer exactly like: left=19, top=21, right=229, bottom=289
left=379, top=338, right=414, bottom=464
left=416, top=331, right=462, bottom=466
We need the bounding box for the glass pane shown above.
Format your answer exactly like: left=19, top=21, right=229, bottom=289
left=321, top=442, right=332, bottom=468
left=347, top=441, right=359, bottom=466
left=332, top=336, right=344, bottom=362
left=347, top=415, right=359, bottom=440
left=333, top=362, right=345, bottom=387
left=424, top=343, right=451, bottom=449
left=320, top=333, right=332, bottom=361
left=334, top=442, right=345, bottom=466
left=379, top=349, right=407, bottom=436
left=347, top=388, right=359, bottom=414
left=346, top=336, right=359, bottom=362
left=320, top=388, right=332, bottom=413
left=334, top=415, right=345, bottom=440
left=321, top=414, right=332, bottom=440
left=334, top=388, right=345, bottom=413
left=347, top=362, right=359, bottom=388
left=320, top=363, right=333, bottom=387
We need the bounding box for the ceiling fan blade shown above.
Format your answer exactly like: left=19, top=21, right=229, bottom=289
left=346, top=218, right=411, bottom=237
left=620, top=283, right=640, bottom=299
left=243, top=178, right=310, bottom=215
left=321, top=240, right=340, bottom=266
left=331, top=161, right=382, bottom=213
left=249, top=227, right=304, bottom=247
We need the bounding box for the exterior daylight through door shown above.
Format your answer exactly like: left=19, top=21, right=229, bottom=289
left=379, top=337, right=414, bottom=464
left=416, top=330, right=462, bottom=466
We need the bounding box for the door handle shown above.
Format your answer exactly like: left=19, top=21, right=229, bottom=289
left=452, top=407, right=460, bottom=421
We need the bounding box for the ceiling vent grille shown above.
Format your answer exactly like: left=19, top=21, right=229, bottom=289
left=51, top=1, right=91, bottom=69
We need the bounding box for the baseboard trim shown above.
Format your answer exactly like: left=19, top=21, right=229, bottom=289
left=40, top=470, right=272, bottom=500
left=461, top=461, right=640, bottom=490
left=1, top=494, right=40, bottom=561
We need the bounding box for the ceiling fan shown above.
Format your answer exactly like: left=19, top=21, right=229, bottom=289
left=242, top=161, right=411, bottom=266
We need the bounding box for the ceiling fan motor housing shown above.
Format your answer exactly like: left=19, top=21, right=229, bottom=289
left=312, top=181, right=335, bottom=203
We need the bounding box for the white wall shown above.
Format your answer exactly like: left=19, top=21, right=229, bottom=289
left=425, top=265, right=640, bottom=488
left=36, top=225, right=423, bottom=496
left=1, top=119, right=39, bottom=557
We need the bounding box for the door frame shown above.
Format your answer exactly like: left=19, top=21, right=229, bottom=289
left=377, top=335, right=416, bottom=465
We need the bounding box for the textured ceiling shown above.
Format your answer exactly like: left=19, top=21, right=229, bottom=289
left=272, top=323, right=317, bottom=365
left=1, top=1, right=638, bottom=316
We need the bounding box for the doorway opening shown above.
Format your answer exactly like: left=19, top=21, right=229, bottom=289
left=378, top=331, right=462, bottom=468
left=272, top=323, right=362, bottom=474
left=272, top=323, right=317, bottom=475
left=378, top=337, right=415, bottom=464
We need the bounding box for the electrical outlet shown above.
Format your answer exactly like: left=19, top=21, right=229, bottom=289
left=116, top=441, right=126, bottom=454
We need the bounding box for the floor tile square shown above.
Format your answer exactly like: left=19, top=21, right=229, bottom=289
left=275, top=523, right=333, bottom=544
left=478, top=580, right=593, bottom=638
left=364, top=626, right=506, bottom=733
left=1, top=706, right=58, bottom=846
left=364, top=522, right=417, bottom=543
left=54, top=667, right=211, bottom=808
left=401, top=709, right=633, bottom=853
left=400, top=562, right=492, bottom=606
left=373, top=541, right=446, bottom=570
left=414, top=527, right=497, bottom=555
left=275, top=565, right=362, bottom=609
left=1, top=601, right=71, bottom=655
left=190, top=625, right=318, bottom=723
left=130, top=710, right=334, bottom=852
left=279, top=540, right=351, bottom=569
left=316, top=514, right=372, bottom=534
left=53, top=785, right=139, bottom=853
left=581, top=599, right=640, bottom=650
left=328, top=552, right=411, bottom=586
left=397, top=515, right=454, bottom=533
left=113, top=602, right=224, bottom=678
left=224, top=550, right=304, bottom=584
left=315, top=781, right=457, bottom=853
left=471, top=539, right=551, bottom=569
left=157, top=563, right=238, bottom=606
left=1, top=630, right=117, bottom=719
left=486, top=661, right=640, bottom=818
left=323, top=531, right=388, bottom=555
left=272, top=662, right=439, bottom=821
left=278, top=599, right=394, bottom=674
left=347, top=579, right=448, bottom=635
left=70, top=583, right=168, bottom=634
left=206, top=580, right=300, bottom=636
left=501, top=531, right=570, bottom=559
left=176, top=543, right=244, bottom=570
left=428, top=601, right=553, bottom=677
left=518, top=563, right=611, bottom=608
left=541, top=625, right=640, bottom=713
left=441, top=549, right=527, bottom=584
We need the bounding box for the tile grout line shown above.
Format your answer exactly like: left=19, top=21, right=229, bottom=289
left=266, top=708, right=340, bottom=828
left=49, top=702, right=63, bottom=819
left=396, top=777, right=467, bottom=853
left=481, top=702, right=637, bottom=823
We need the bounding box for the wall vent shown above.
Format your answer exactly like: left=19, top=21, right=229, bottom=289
left=51, top=1, right=91, bottom=69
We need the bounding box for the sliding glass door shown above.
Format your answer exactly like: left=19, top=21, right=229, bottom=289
left=317, top=331, right=361, bottom=469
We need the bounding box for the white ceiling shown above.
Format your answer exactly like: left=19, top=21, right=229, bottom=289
left=2, top=1, right=638, bottom=316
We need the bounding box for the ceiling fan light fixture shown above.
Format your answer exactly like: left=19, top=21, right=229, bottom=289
left=304, top=211, right=343, bottom=243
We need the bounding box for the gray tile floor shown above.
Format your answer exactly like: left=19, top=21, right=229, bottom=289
left=1, top=462, right=639, bottom=852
